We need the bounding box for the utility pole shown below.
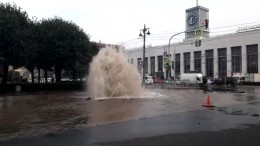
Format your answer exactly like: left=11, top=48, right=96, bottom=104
left=139, top=24, right=150, bottom=85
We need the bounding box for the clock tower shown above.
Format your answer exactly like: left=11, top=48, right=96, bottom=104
left=185, top=4, right=209, bottom=39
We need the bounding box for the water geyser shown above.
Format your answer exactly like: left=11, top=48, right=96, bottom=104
left=87, top=46, right=143, bottom=97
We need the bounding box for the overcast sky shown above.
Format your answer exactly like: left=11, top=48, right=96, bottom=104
left=2, top=0, right=260, bottom=49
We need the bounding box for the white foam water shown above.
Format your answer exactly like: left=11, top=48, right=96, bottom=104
left=93, top=89, right=169, bottom=100
left=87, top=46, right=143, bottom=97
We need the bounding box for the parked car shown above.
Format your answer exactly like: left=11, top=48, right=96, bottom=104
left=145, top=75, right=153, bottom=84
left=212, top=77, right=236, bottom=87
left=179, top=73, right=203, bottom=84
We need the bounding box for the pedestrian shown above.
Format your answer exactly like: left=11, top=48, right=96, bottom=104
left=202, top=76, right=208, bottom=92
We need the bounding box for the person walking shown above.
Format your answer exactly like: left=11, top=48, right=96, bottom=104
left=202, top=76, right=208, bottom=93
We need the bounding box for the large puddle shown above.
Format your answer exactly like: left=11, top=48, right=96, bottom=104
left=0, top=86, right=260, bottom=141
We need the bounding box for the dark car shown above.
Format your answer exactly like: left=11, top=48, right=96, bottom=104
left=212, top=77, right=236, bottom=87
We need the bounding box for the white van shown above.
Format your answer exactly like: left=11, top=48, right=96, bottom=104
left=145, top=75, right=153, bottom=84
left=179, top=73, right=203, bottom=84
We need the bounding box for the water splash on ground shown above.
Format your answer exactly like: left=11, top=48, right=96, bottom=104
left=93, top=89, right=169, bottom=100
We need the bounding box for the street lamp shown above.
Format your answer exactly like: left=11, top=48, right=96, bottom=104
left=167, top=32, right=183, bottom=79
left=139, top=24, right=150, bottom=85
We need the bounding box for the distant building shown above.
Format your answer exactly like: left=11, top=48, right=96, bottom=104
left=127, top=4, right=260, bottom=80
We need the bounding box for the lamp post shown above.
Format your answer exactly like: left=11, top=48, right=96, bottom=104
left=139, top=24, right=150, bottom=85
left=168, top=32, right=184, bottom=79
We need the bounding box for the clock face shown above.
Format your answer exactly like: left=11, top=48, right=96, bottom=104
left=187, top=12, right=198, bottom=26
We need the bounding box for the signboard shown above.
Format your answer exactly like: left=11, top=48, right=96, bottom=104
left=195, top=29, right=202, bottom=37
left=238, top=24, right=260, bottom=32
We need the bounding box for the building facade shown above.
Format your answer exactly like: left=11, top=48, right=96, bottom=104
left=127, top=5, right=260, bottom=80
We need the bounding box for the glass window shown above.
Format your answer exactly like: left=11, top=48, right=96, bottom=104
left=194, top=51, right=201, bottom=73
left=175, top=54, right=181, bottom=77
left=218, top=48, right=227, bottom=78
left=157, top=56, right=163, bottom=72
left=231, top=46, right=242, bottom=73
left=247, top=44, right=258, bottom=73
left=184, top=52, right=190, bottom=73
left=150, top=56, right=155, bottom=76
left=205, top=50, right=214, bottom=78
left=143, top=57, right=148, bottom=75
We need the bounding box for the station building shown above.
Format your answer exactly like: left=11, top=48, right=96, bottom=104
left=127, top=4, right=260, bottom=80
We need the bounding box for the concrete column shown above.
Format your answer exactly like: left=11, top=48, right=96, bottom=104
left=201, top=50, right=206, bottom=75
left=180, top=53, right=184, bottom=74
left=155, top=56, right=158, bottom=72
left=190, top=51, right=194, bottom=71
left=226, top=47, right=232, bottom=77
left=258, top=44, right=260, bottom=73
left=148, top=57, right=151, bottom=75
left=213, top=49, right=218, bottom=78
left=241, top=45, right=247, bottom=75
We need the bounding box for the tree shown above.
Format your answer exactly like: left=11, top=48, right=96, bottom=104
left=39, top=17, right=94, bottom=82
left=23, top=18, right=41, bottom=83
left=0, top=2, right=29, bottom=83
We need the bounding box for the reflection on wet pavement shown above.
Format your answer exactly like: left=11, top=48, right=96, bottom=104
left=0, top=86, right=260, bottom=141
left=0, top=93, right=87, bottom=140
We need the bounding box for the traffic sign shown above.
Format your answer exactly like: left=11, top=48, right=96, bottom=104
left=195, top=29, right=202, bottom=37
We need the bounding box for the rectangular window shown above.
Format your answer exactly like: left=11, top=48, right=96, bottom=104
left=144, top=57, right=148, bottom=75
left=194, top=51, right=201, bottom=73
left=247, top=44, right=258, bottom=73
left=231, top=46, right=242, bottom=73
left=175, top=54, right=181, bottom=77
left=218, top=48, right=227, bottom=78
left=150, top=56, right=155, bottom=76
left=205, top=50, right=214, bottom=78
left=184, top=52, right=190, bottom=73
left=157, top=56, right=163, bottom=72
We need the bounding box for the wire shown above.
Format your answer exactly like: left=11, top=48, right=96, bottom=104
left=122, top=20, right=260, bottom=49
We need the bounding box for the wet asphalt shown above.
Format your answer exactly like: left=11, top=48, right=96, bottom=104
left=0, top=86, right=260, bottom=145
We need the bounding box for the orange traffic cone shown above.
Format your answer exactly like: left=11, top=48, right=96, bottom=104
left=202, top=95, right=215, bottom=108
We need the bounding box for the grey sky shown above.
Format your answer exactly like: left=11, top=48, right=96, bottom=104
left=2, top=0, right=260, bottom=49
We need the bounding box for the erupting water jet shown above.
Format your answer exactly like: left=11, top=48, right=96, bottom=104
left=87, top=46, right=143, bottom=97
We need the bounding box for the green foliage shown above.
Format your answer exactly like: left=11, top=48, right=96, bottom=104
left=0, top=2, right=30, bottom=83
left=0, top=2, right=100, bottom=84
left=0, top=2, right=29, bottom=64
left=7, top=70, right=20, bottom=82
left=0, top=82, right=86, bottom=92
left=39, top=17, right=93, bottom=82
